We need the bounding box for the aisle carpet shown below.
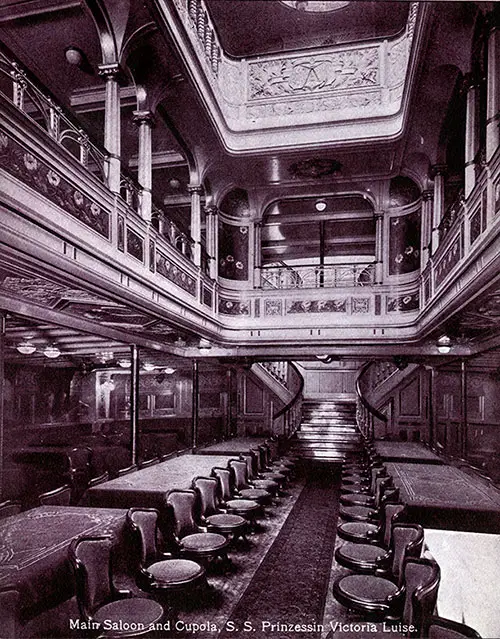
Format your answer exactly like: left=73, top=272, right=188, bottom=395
left=219, top=464, right=341, bottom=639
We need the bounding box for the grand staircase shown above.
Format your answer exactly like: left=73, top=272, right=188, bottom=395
left=289, top=400, right=362, bottom=462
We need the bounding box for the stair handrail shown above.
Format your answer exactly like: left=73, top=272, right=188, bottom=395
left=273, top=362, right=304, bottom=420
left=356, top=361, right=388, bottom=424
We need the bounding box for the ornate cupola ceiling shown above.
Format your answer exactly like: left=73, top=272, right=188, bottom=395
left=156, top=0, right=422, bottom=153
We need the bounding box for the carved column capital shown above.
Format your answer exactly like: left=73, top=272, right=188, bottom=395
left=430, top=164, right=448, bottom=179
left=132, top=110, right=155, bottom=127
left=187, top=184, right=204, bottom=196
left=422, top=189, right=434, bottom=202
left=98, top=62, right=125, bottom=84
left=204, top=204, right=218, bottom=216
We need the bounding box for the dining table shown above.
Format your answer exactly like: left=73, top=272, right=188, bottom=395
left=83, top=453, right=238, bottom=511
left=0, top=505, right=129, bottom=620
left=387, top=461, right=500, bottom=532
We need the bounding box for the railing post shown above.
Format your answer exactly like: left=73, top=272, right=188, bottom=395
left=98, top=63, right=122, bottom=194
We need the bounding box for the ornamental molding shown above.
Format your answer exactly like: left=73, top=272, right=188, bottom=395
left=162, top=0, right=425, bottom=152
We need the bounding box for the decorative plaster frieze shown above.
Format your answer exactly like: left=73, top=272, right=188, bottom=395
left=247, top=47, right=379, bottom=100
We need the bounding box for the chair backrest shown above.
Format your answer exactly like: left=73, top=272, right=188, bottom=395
left=241, top=452, right=259, bottom=481
left=228, top=459, right=249, bottom=491
left=257, top=445, right=269, bottom=470
left=0, top=500, right=22, bottom=519
left=374, top=476, right=393, bottom=507
left=69, top=535, right=114, bottom=621
left=211, top=467, right=233, bottom=502
left=401, top=557, right=440, bottom=632
left=192, top=476, right=218, bottom=518
left=126, top=508, right=161, bottom=568
left=88, top=471, right=109, bottom=488
left=369, top=465, right=387, bottom=493
left=165, top=489, right=199, bottom=539
left=390, top=523, right=424, bottom=585
left=425, top=616, right=482, bottom=639
left=38, top=484, right=72, bottom=506
left=116, top=464, right=137, bottom=477
left=139, top=457, right=160, bottom=469
left=381, top=502, right=406, bottom=547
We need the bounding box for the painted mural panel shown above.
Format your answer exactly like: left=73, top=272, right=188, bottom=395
left=388, top=209, right=421, bottom=275
left=218, top=221, right=249, bottom=280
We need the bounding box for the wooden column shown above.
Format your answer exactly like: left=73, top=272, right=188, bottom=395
left=205, top=205, right=218, bottom=279
left=421, top=190, right=433, bottom=270
left=253, top=221, right=262, bottom=288
left=374, top=211, right=384, bottom=284
left=133, top=110, right=155, bottom=222
left=191, top=359, right=199, bottom=450
left=461, top=359, right=468, bottom=459
left=464, top=73, right=480, bottom=197
left=98, top=63, right=122, bottom=194
left=130, top=345, right=140, bottom=465
left=431, top=165, right=447, bottom=255
left=188, top=185, right=203, bottom=267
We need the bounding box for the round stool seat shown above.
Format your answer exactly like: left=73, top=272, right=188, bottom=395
left=253, top=479, right=279, bottom=493
left=182, top=532, right=227, bottom=553
left=148, top=558, right=205, bottom=587
left=226, top=498, right=260, bottom=518
left=94, top=597, right=164, bottom=636
left=335, top=574, right=397, bottom=602
left=264, top=471, right=287, bottom=481
left=207, top=513, right=246, bottom=528
left=340, top=504, right=376, bottom=521
left=240, top=488, right=270, bottom=502
left=339, top=543, right=384, bottom=561
left=337, top=520, right=379, bottom=543
left=340, top=493, right=374, bottom=506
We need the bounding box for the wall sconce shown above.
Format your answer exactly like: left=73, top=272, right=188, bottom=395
left=315, top=200, right=327, bottom=212
left=143, top=362, right=156, bottom=372
left=198, top=338, right=212, bottom=351
left=43, top=344, right=61, bottom=359
left=64, top=46, right=93, bottom=74
left=436, top=335, right=452, bottom=354
left=163, top=367, right=176, bottom=375
left=117, top=359, right=131, bottom=368
left=16, top=338, right=36, bottom=355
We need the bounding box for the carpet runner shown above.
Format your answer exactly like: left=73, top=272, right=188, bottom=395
left=219, top=464, right=341, bottom=639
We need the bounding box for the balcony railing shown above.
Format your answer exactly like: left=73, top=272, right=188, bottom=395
left=261, top=262, right=375, bottom=289
left=0, top=44, right=193, bottom=265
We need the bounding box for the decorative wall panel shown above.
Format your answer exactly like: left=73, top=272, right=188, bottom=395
left=0, top=128, right=110, bottom=238
left=434, top=235, right=461, bottom=288
left=388, top=208, right=421, bottom=275
left=218, top=221, right=249, bottom=280
left=156, top=252, right=196, bottom=295
left=286, top=299, right=347, bottom=314
left=219, top=297, right=250, bottom=315
left=386, top=292, right=419, bottom=313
